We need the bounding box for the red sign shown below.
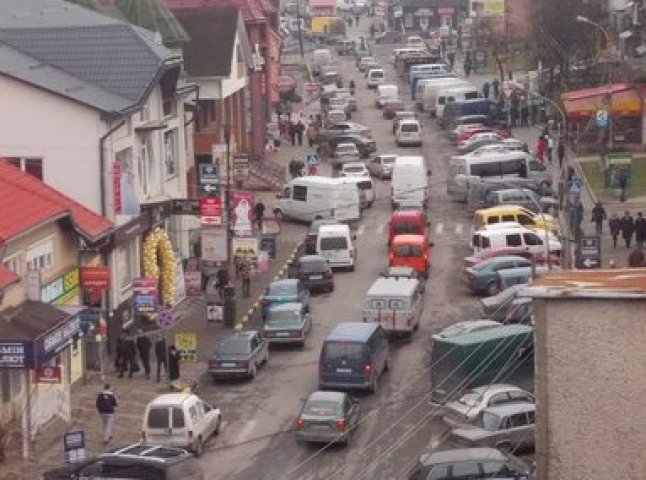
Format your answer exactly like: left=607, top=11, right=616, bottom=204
left=35, top=365, right=62, bottom=384
left=200, top=197, right=222, bottom=226
left=80, top=266, right=110, bottom=290
left=112, top=162, right=121, bottom=215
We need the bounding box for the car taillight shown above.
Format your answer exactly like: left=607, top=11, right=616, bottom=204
left=364, top=363, right=372, bottom=374
left=336, top=419, right=346, bottom=431
left=296, top=418, right=304, bottom=429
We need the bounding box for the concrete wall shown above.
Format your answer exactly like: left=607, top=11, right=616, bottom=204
left=533, top=297, right=646, bottom=480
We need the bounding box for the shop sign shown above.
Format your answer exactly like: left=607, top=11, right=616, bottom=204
left=233, top=154, right=250, bottom=179
left=63, top=430, right=86, bottom=464
left=233, top=237, right=259, bottom=273
left=175, top=333, right=197, bottom=362
left=185, top=270, right=202, bottom=297
left=201, top=229, right=228, bottom=262
left=415, top=7, right=433, bottom=15
left=198, top=163, right=220, bottom=197
left=110, top=213, right=152, bottom=248
left=393, top=5, right=403, bottom=17
left=80, top=266, right=110, bottom=290
left=200, top=197, right=222, bottom=226
left=132, top=277, right=159, bottom=314
left=40, top=315, right=81, bottom=358
left=260, top=236, right=277, bottom=259
left=41, top=268, right=80, bottom=305
left=437, top=7, right=454, bottom=14
left=261, top=217, right=281, bottom=236
left=35, top=365, right=62, bottom=384
left=232, top=191, right=255, bottom=237
left=0, top=341, right=33, bottom=368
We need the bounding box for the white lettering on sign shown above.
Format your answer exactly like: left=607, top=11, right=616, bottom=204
left=43, top=317, right=80, bottom=354
left=0, top=343, right=26, bottom=367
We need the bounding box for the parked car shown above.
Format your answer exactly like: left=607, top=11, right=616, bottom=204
left=443, top=384, right=535, bottom=426
left=457, top=132, right=505, bottom=154
left=395, top=119, right=423, bottom=147
left=295, top=254, right=334, bottom=292
left=141, top=393, right=221, bottom=456
left=382, top=99, right=406, bottom=119
left=462, top=256, right=533, bottom=295
left=406, top=447, right=533, bottom=480
left=262, top=302, right=312, bottom=346
left=295, top=391, right=361, bottom=446
left=208, top=331, right=269, bottom=380
left=367, top=153, right=397, bottom=179
left=362, top=61, right=381, bottom=76
left=451, top=402, right=536, bottom=453
left=433, top=319, right=502, bottom=339
left=326, top=109, right=347, bottom=125
left=480, top=283, right=526, bottom=321
left=340, top=161, right=369, bottom=177
left=357, top=56, right=376, bottom=71
left=323, top=121, right=371, bottom=139
left=332, top=143, right=361, bottom=167
left=463, top=246, right=559, bottom=269
left=263, top=279, right=310, bottom=317
left=306, top=219, right=339, bottom=254
left=382, top=265, right=426, bottom=294
left=456, top=127, right=510, bottom=144
left=329, top=134, right=376, bottom=158
left=392, top=111, right=417, bottom=135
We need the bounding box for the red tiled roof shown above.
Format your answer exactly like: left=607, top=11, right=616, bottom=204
left=0, top=160, right=113, bottom=243
left=0, top=267, right=19, bottom=290
left=164, top=0, right=265, bottom=22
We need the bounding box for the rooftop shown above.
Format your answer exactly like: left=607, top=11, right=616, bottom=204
left=522, top=269, right=646, bottom=299
left=165, top=0, right=267, bottom=23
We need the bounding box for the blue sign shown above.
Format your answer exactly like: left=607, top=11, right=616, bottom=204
left=0, top=341, right=34, bottom=368
left=306, top=153, right=321, bottom=166
left=157, top=310, right=174, bottom=329
left=595, top=109, right=608, bottom=128
left=64, top=430, right=86, bottom=464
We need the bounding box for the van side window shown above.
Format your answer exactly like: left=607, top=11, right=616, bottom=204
left=189, top=405, right=199, bottom=424
left=517, top=214, right=533, bottom=225
left=293, top=185, right=307, bottom=201
left=451, top=461, right=480, bottom=478
left=510, top=412, right=528, bottom=428
left=507, top=234, right=522, bottom=247
left=482, top=236, right=490, bottom=248
left=388, top=299, right=404, bottom=310
left=428, top=465, right=449, bottom=480
left=501, top=214, right=515, bottom=222
left=523, top=233, right=541, bottom=246
left=172, top=407, right=185, bottom=428
left=487, top=216, right=500, bottom=224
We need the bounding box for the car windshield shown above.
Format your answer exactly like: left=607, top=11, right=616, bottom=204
left=304, top=400, right=342, bottom=416
left=217, top=339, right=251, bottom=355
left=394, top=244, right=423, bottom=257
left=478, top=411, right=501, bottom=431
left=371, top=71, right=384, bottom=78
left=345, top=166, right=364, bottom=172
left=266, top=309, right=302, bottom=325
left=300, top=260, right=327, bottom=272
left=320, top=237, right=348, bottom=250
left=393, top=222, right=419, bottom=234
left=337, top=145, right=356, bottom=153
left=324, top=342, right=364, bottom=359
left=268, top=283, right=297, bottom=296
left=401, top=123, right=419, bottom=133
left=457, top=392, right=481, bottom=408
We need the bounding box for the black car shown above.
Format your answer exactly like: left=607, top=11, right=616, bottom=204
left=330, top=134, right=376, bottom=158
left=42, top=444, right=203, bottom=480
left=305, top=219, right=339, bottom=254
left=296, top=255, right=334, bottom=292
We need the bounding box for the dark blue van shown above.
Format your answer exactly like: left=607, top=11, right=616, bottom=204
left=441, top=99, right=504, bottom=129
left=319, top=322, right=389, bottom=393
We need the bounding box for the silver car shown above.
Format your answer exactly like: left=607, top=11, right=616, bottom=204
left=332, top=143, right=361, bottom=168
left=324, top=121, right=372, bottom=139
left=443, top=383, right=534, bottom=426
left=451, top=402, right=536, bottom=453
left=392, top=111, right=417, bottom=135
left=295, top=391, right=361, bottom=446
left=367, top=154, right=397, bottom=179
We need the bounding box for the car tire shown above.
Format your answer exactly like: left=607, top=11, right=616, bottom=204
left=368, top=374, right=377, bottom=393
left=264, top=349, right=270, bottom=364
left=486, top=281, right=499, bottom=296
left=193, top=437, right=205, bottom=457
left=250, top=364, right=257, bottom=379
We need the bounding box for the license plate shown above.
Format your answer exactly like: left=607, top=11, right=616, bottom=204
left=276, top=332, right=290, bottom=337
left=221, top=363, right=236, bottom=368
left=336, top=368, right=352, bottom=373
left=310, top=275, right=323, bottom=280
left=311, top=425, right=329, bottom=430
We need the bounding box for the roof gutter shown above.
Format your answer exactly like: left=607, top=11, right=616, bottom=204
left=99, top=119, right=126, bottom=217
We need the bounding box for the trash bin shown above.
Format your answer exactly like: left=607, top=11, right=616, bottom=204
left=223, top=285, right=236, bottom=328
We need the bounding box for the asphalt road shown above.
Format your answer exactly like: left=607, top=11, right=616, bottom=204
left=196, top=37, right=484, bottom=480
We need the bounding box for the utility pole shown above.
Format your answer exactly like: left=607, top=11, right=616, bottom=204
left=224, top=124, right=232, bottom=267
left=295, top=0, right=305, bottom=60
left=504, top=0, right=510, bottom=79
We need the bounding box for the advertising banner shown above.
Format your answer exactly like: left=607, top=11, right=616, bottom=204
left=132, top=277, right=159, bottom=314
left=175, top=333, right=197, bottom=362
left=232, top=191, right=255, bottom=237
left=201, top=229, right=228, bottom=262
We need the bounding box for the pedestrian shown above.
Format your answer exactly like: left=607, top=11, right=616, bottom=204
left=296, top=120, right=305, bottom=146
left=491, top=78, right=500, bottom=99
left=95, top=383, right=117, bottom=445
left=154, top=334, right=167, bottom=382
left=135, top=330, right=152, bottom=380
left=347, top=16, right=352, bottom=27
left=617, top=167, right=628, bottom=202
left=168, top=345, right=180, bottom=382
left=572, top=200, right=584, bottom=235
left=621, top=211, right=635, bottom=248
left=447, top=52, right=455, bottom=70
left=482, top=80, right=490, bottom=99
left=609, top=213, right=621, bottom=248
left=546, top=135, right=554, bottom=164
left=355, top=14, right=359, bottom=26
left=289, top=159, right=299, bottom=178
left=521, top=104, right=529, bottom=127
left=636, top=212, right=646, bottom=247
left=463, top=57, right=472, bottom=77
left=254, top=201, right=265, bottom=231
left=536, top=136, right=546, bottom=165
left=306, top=124, right=317, bottom=147
left=557, top=141, right=565, bottom=168
left=114, top=332, right=126, bottom=373
left=240, top=257, right=251, bottom=298
left=118, top=332, right=137, bottom=378
left=628, top=245, right=645, bottom=267
left=215, top=263, right=229, bottom=301
left=591, top=202, right=607, bottom=236
left=288, top=121, right=296, bottom=146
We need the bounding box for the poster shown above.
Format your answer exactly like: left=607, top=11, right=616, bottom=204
left=175, top=333, right=197, bottom=362
left=232, top=237, right=259, bottom=273
left=132, top=277, right=158, bottom=314
left=482, top=0, right=505, bottom=15
left=185, top=271, right=202, bottom=297
left=260, top=236, right=277, bottom=259
left=173, top=257, right=187, bottom=306
left=201, top=229, right=227, bottom=262
left=206, top=304, right=223, bottom=322
left=261, top=217, right=281, bottom=236
left=232, top=191, right=255, bottom=237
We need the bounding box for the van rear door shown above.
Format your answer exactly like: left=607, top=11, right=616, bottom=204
left=320, top=341, right=370, bottom=385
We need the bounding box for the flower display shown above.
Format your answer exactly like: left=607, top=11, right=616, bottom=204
left=142, top=227, right=176, bottom=306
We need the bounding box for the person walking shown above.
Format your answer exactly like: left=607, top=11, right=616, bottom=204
left=289, top=159, right=299, bottom=178
left=621, top=211, right=635, bottom=248
left=254, top=201, right=265, bottom=231
left=447, top=52, right=455, bottom=70
left=492, top=78, right=500, bottom=99
left=355, top=14, right=359, bottom=26
left=306, top=123, right=317, bottom=147
left=168, top=345, right=180, bottom=382
left=609, top=213, right=621, bottom=248
left=546, top=135, right=554, bottom=164
left=482, top=80, right=490, bottom=99
left=215, top=263, right=229, bottom=301
left=240, top=257, right=251, bottom=298
left=463, top=57, right=472, bottom=77
left=617, top=167, right=628, bottom=202
left=635, top=212, right=646, bottom=247
left=114, top=332, right=126, bottom=374
left=536, top=136, right=546, bottom=165
left=591, top=202, right=607, bottom=236
left=296, top=120, right=305, bottom=146
left=288, top=121, right=297, bottom=146
left=154, top=335, right=167, bottom=382
left=557, top=141, right=565, bottom=168
left=628, top=245, right=645, bottom=267
left=95, top=384, right=117, bottom=445
left=135, top=330, right=151, bottom=380
left=572, top=200, right=584, bottom=236
left=118, top=333, right=136, bottom=378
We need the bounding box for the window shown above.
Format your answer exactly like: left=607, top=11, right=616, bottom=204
left=26, top=237, right=53, bottom=272
left=517, top=214, right=533, bottom=225
left=488, top=393, right=510, bottom=406
left=482, top=236, right=490, bottom=248
left=507, top=234, right=522, bottom=247
left=394, top=245, right=423, bottom=257
left=510, top=412, right=528, bottom=428
left=6, top=157, right=43, bottom=180
left=3, top=252, right=23, bottom=277
left=118, top=238, right=138, bottom=290
left=323, top=342, right=364, bottom=360
left=523, top=233, right=541, bottom=246
left=172, top=407, right=185, bottom=428
left=487, top=217, right=500, bottom=224
left=370, top=299, right=387, bottom=309
left=147, top=407, right=169, bottom=428
left=451, top=462, right=479, bottom=479
left=501, top=215, right=515, bottom=222
left=320, top=237, right=348, bottom=250
left=292, top=185, right=307, bottom=201
left=388, top=299, right=404, bottom=309
left=427, top=465, right=449, bottom=480
left=162, top=98, right=175, bottom=117
left=188, top=405, right=199, bottom=424
left=508, top=391, right=533, bottom=403
left=164, top=129, right=179, bottom=178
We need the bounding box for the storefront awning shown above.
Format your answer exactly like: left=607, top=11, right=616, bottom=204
left=562, top=83, right=642, bottom=118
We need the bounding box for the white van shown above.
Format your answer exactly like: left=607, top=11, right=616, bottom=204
left=447, top=152, right=551, bottom=201
left=313, top=49, right=333, bottom=73
left=273, top=176, right=361, bottom=223
left=423, top=78, right=472, bottom=113
left=366, top=68, right=385, bottom=88
left=317, top=223, right=357, bottom=270
left=414, top=76, right=460, bottom=109
left=391, top=155, right=429, bottom=209
left=435, top=85, right=480, bottom=118
left=338, top=176, right=375, bottom=208
left=396, top=119, right=422, bottom=147
left=363, top=277, right=423, bottom=334
left=391, top=47, right=427, bottom=64
left=471, top=224, right=562, bottom=255
left=141, top=393, right=222, bottom=456
left=376, top=84, right=399, bottom=108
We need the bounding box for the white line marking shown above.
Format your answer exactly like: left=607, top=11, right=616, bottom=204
left=356, top=224, right=366, bottom=235
left=376, top=223, right=386, bottom=234
left=234, top=419, right=257, bottom=444
left=455, top=223, right=463, bottom=235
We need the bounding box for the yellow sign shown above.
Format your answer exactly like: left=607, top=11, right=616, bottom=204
left=483, top=0, right=505, bottom=15
left=175, top=333, right=197, bottom=362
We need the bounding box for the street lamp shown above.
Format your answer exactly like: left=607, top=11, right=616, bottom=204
left=224, top=124, right=232, bottom=267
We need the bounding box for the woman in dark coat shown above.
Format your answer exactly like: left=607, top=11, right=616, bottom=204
left=168, top=345, right=181, bottom=381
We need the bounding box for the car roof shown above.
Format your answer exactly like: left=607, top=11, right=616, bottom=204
left=477, top=205, right=532, bottom=215
left=483, top=402, right=535, bottom=416
left=221, top=331, right=258, bottom=342
left=367, top=276, right=419, bottom=296
left=420, top=447, right=506, bottom=465
left=299, top=254, right=327, bottom=263
left=479, top=255, right=531, bottom=265
left=337, top=143, right=358, bottom=149
left=308, top=390, right=345, bottom=403
left=436, top=320, right=502, bottom=337
left=148, top=393, right=198, bottom=407
left=469, top=383, right=525, bottom=396
left=269, top=278, right=299, bottom=288
left=98, top=444, right=195, bottom=464
left=268, top=302, right=304, bottom=313
left=437, top=324, right=533, bottom=345
left=399, top=118, right=420, bottom=124
left=392, top=209, right=424, bottom=218
left=326, top=321, right=380, bottom=341
left=343, top=162, right=365, bottom=167
left=391, top=234, right=425, bottom=244
left=319, top=224, right=350, bottom=234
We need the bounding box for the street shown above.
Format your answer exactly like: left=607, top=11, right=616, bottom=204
left=197, top=38, right=482, bottom=480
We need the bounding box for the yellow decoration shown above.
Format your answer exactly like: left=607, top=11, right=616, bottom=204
left=142, top=227, right=176, bottom=306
